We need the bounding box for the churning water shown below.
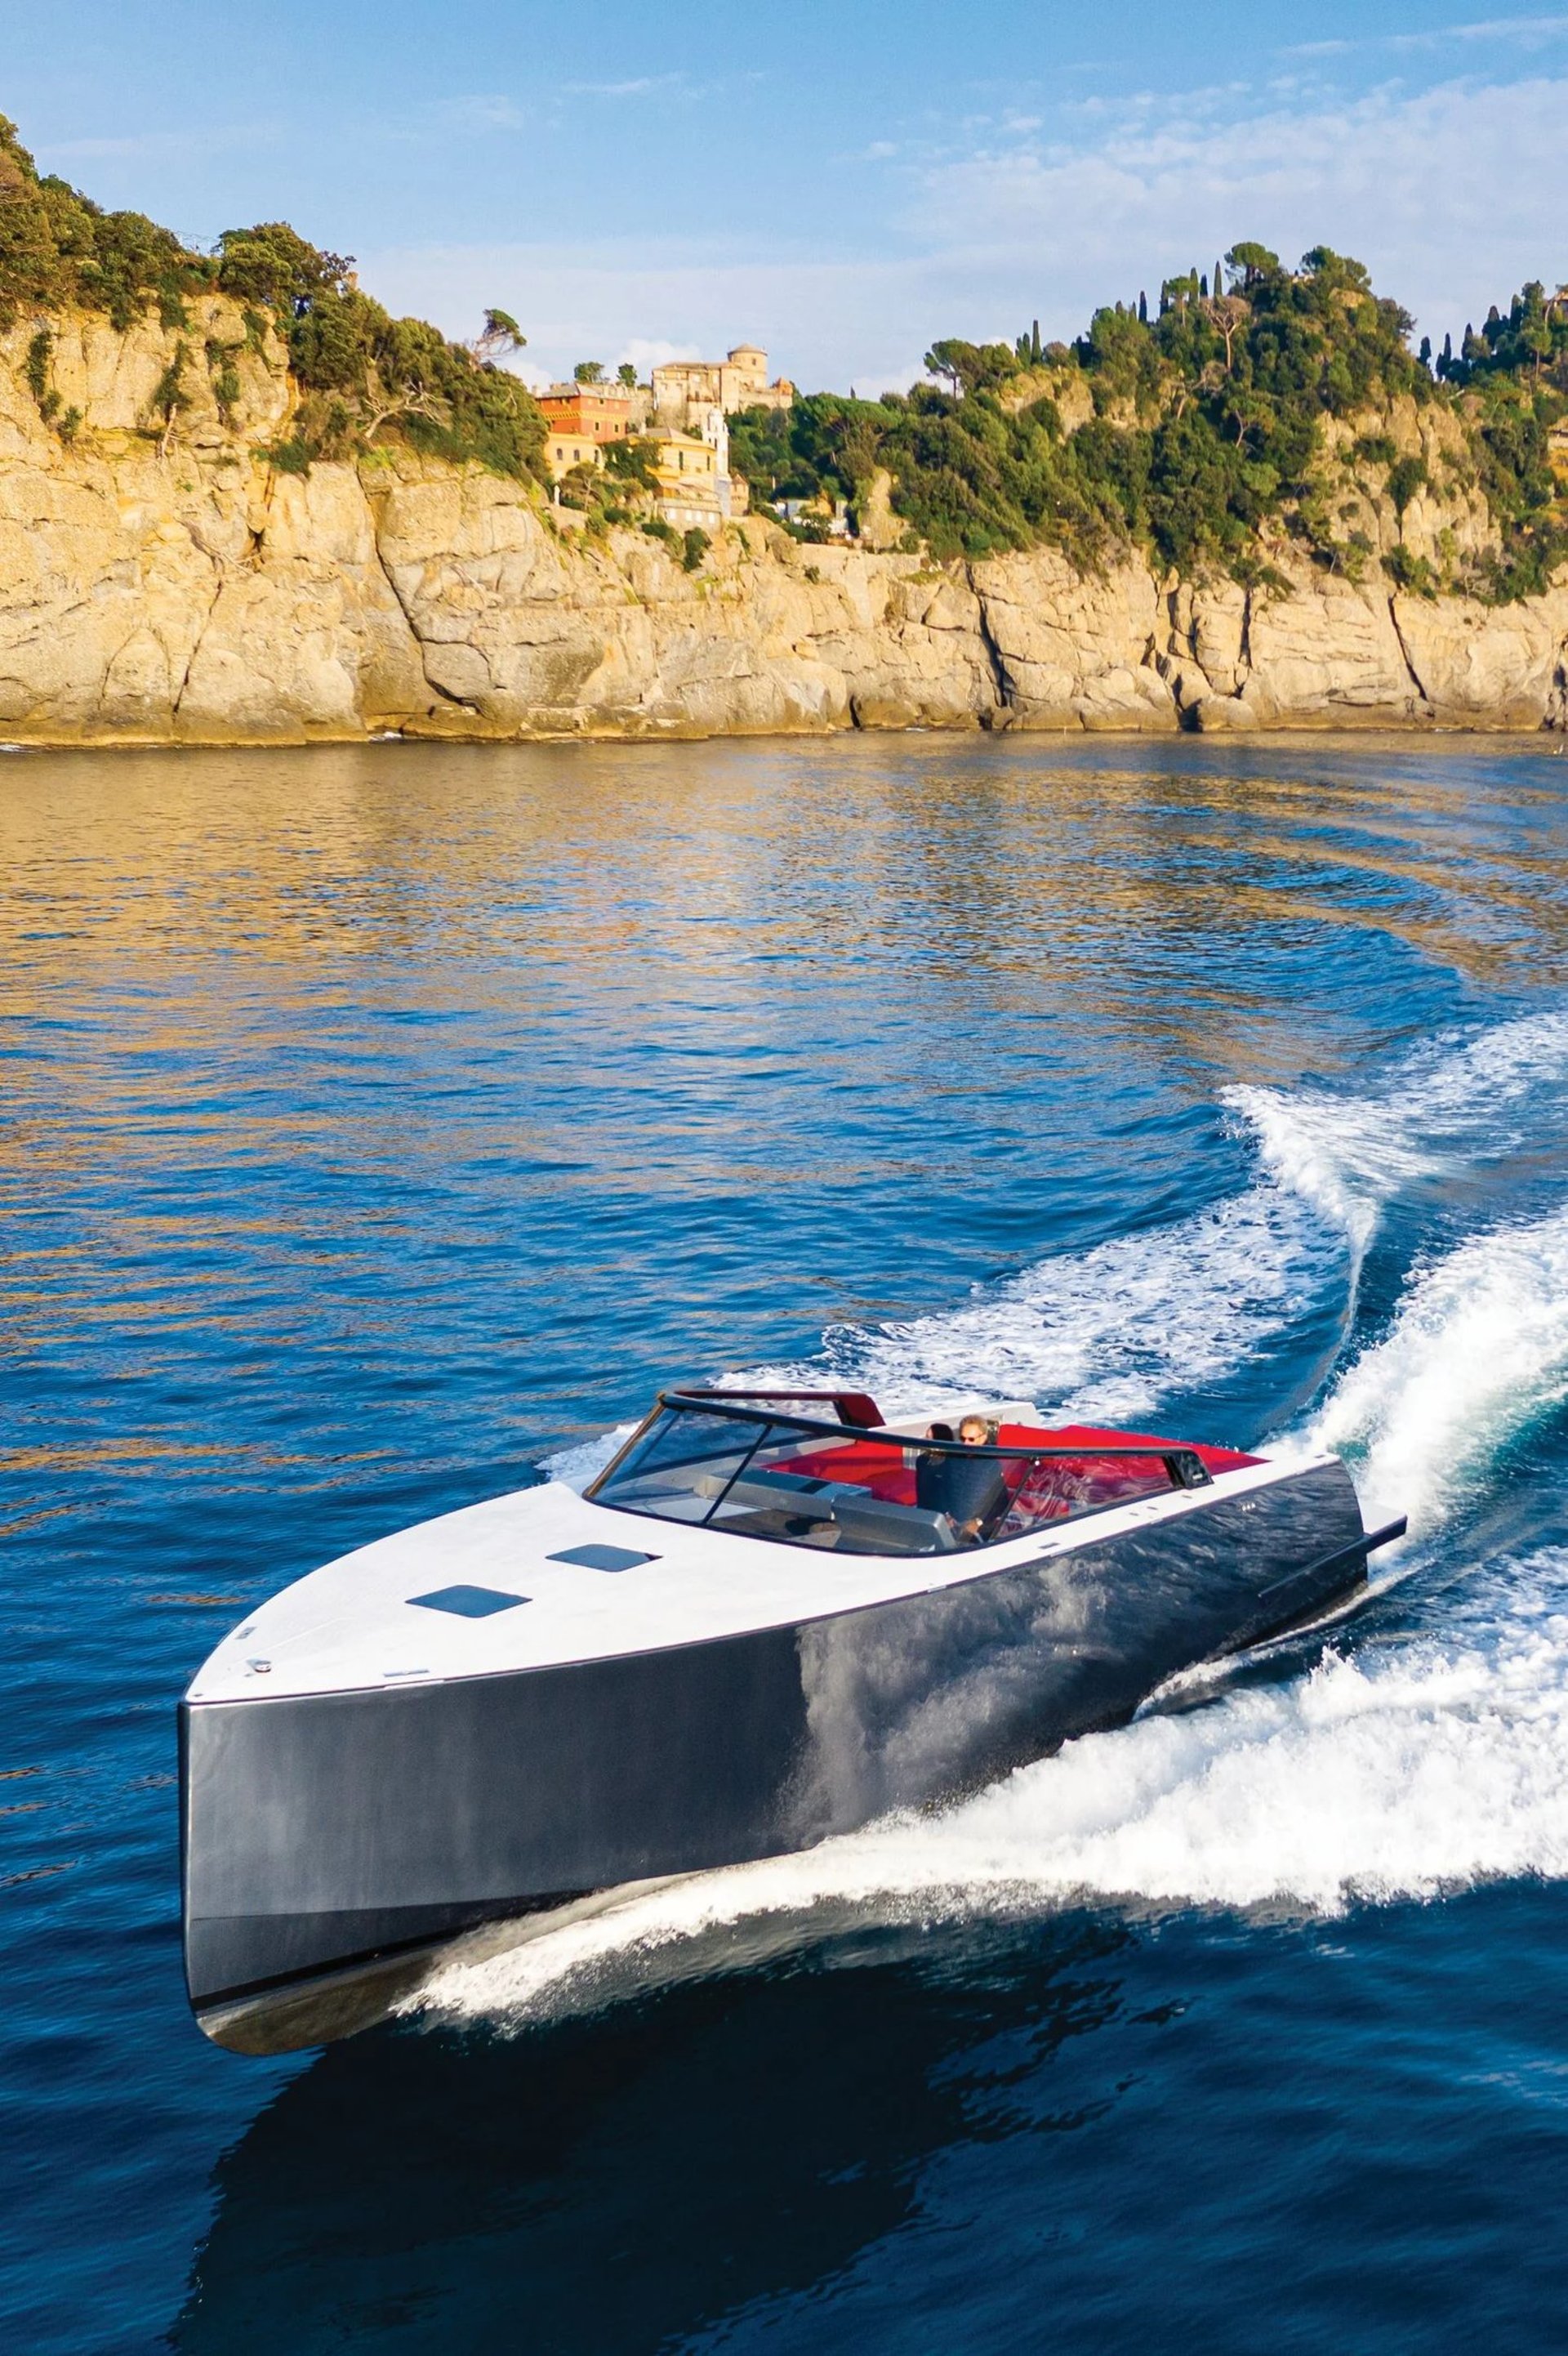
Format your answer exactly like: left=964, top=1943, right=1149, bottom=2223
left=3, top=735, right=1568, bottom=2351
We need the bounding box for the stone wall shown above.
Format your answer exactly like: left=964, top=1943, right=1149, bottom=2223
left=2, top=307, right=1564, bottom=747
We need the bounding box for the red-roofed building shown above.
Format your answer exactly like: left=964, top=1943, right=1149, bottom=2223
left=536, top=385, right=635, bottom=445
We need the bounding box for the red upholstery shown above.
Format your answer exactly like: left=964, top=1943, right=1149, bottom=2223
left=763, top=1421, right=1258, bottom=1531
left=997, top=1422, right=1262, bottom=1474
left=770, top=1439, right=915, bottom=1505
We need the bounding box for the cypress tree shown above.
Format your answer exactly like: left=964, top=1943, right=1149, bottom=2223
left=1214, top=258, right=1224, bottom=298
left=1138, top=290, right=1147, bottom=324
left=1200, top=271, right=1209, bottom=298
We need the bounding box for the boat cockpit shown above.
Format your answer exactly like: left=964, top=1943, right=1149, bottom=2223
left=586, top=1389, right=1255, bottom=1560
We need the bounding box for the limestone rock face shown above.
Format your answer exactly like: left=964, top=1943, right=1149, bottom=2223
left=1393, top=590, right=1568, bottom=728
left=974, top=549, right=1170, bottom=730
left=369, top=479, right=999, bottom=738
left=0, top=307, right=423, bottom=743
left=1, top=309, right=1565, bottom=746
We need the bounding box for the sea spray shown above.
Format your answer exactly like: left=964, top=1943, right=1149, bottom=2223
left=411, top=1547, right=1568, bottom=2034
left=544, top=1013, right=1568, bottom=1487
left=1303, top=1205, right=1568, bottom=1534
left=718, top=1007, right=1568, bottom=1434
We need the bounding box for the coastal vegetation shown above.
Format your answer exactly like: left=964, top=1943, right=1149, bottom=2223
left=0, top=114, right=547, bottom=484
left=728, top=248, right=1568, bottom=600
left=3, top=102, right=1563, bottom=600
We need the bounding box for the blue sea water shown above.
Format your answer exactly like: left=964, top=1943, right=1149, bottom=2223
left=3, top=732, right=1568, bottom=2354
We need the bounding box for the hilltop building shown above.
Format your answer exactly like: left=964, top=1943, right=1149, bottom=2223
left=537, top=382, right=635, bottom=442
left=650, top=431, right=724, bottom=529
left=538, top=376, right=751, bottom=524
left=651, top=345, right=794, bottom=432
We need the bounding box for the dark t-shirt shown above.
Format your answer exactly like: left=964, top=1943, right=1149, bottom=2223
left=915, top=1448, right=1008, bottom=1536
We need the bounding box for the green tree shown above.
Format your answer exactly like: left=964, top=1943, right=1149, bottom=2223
left=604, top=435, right=661, bottom=491
left=471, top=307, right=525, bottom=364
left=1225, top=242, right=1280, bottom=290
left=216, top=222, right=353, bottom=310
left=923, top=338, right=1019, bottom=396
left=1387, top=454, right=1428, bottom=528
left=149, top=340, right=191, bottom=453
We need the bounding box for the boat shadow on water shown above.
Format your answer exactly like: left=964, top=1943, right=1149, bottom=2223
left=170, top=1912, right=1138, bottom=2354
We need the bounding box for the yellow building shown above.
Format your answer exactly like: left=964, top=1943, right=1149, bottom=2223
left=542, top=418, right=749, bottom=524
left=543, top=427, right=603, bottom=483
left=653, top=431, right=724, bottom=529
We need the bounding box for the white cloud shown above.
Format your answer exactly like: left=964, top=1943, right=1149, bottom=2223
left=904, top=73, right=1568, bottom=350
left=360, top=71, right=1568, bottom=393
left=561, top=72, right=709, bottom=100
left=618, top=335, right=702, bottom=373
left=360, top=238, right=934, bottom=395
left=1286, top=13, right=1568, bottom=56
left=42, top=124, right=277, bottom=163
left=439, top=95, right=530, bottom=132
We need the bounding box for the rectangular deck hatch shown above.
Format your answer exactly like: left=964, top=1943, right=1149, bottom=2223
left=408, top=1584, right=529, bottom=1617
left=547, top=1543, right=658, bottom=1573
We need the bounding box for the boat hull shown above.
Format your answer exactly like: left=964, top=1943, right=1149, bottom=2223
left=183, top=1459, right=1365, bottom=2051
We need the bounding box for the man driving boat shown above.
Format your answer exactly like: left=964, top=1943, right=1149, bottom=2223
left=915, top=1415, right=1009, bottom=1542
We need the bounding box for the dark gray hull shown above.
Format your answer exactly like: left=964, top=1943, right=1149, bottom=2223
left=183, top=1461, right=1368, bottom=2051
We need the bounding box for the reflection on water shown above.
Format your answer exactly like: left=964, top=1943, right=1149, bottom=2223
left=172, top=1917, right=1134, bottom=2355
left=171, top=1889, right=1568, bottom=2356
left=2, top=735, right=1568, bottom=2354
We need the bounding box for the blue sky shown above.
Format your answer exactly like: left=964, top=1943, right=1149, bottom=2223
left=8, top=2, right=1568, bottom=390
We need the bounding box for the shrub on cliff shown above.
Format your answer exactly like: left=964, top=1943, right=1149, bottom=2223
left=0, top=115, right=546, bottom=485
left=0, top=114, right=209, bottom=331
left=214, top=221, right=546, bottom=484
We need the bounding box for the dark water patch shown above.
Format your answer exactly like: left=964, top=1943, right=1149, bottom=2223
left=168, top=1894, right=1568, bottom=2356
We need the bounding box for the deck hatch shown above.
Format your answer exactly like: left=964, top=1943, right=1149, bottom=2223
left=408, top=1584, right=529, bottom=1618
left=547, top=1542, right=659, bottom=1573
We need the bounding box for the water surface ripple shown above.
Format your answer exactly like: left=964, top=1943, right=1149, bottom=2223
left=3, top=735, right=1568, bottom=2353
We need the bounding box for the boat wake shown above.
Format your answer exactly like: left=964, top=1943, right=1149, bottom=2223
left=740, top=1006, right=1568, bottom=1429
left=413, top=1542, right=1568, bottom=2033
left=1299, top=1203, right=1568, bottom=1534
left=421, top=1013, right=1568, bottom=2033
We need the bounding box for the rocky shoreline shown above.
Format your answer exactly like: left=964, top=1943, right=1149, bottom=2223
left=3, top=305, right=1566, bottom=747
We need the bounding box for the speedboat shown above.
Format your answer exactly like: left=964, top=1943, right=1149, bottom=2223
left=180, top=1387, right=1404, bottom=2054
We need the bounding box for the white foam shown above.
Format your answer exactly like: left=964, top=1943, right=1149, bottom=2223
left=1224, top=1084, right=1429, bottom=1260
left=1231, top=1009, right=1568, bottom=1253
left=1299, top=1206, right=1568, bottom=1534
left=747, top=1184, right=1339, bottom=1429
left=411, top=1548, right=1568, bottom=2032
left=543, top=1422, right=637, bottom=1494
left=741, top=1010, right=1568, bottom=1430
left=540, top=1012, right=1568, bottom=1479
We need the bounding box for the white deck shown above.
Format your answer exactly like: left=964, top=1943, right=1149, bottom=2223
left=185, top=1439, right=1330, bottom=1707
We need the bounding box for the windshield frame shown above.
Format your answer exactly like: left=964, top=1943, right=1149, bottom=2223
left=584, top=1391, right=1211, bottom=1555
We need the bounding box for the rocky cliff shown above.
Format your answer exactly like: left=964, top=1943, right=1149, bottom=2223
left=2, top=306, right=1565, bottom=746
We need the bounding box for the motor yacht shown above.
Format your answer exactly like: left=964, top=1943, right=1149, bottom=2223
left=180, top=1387, right=1403, bottom=2054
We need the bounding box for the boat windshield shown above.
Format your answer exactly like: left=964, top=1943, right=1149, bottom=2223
left=586, top=1401, right=1194, bottom=1559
